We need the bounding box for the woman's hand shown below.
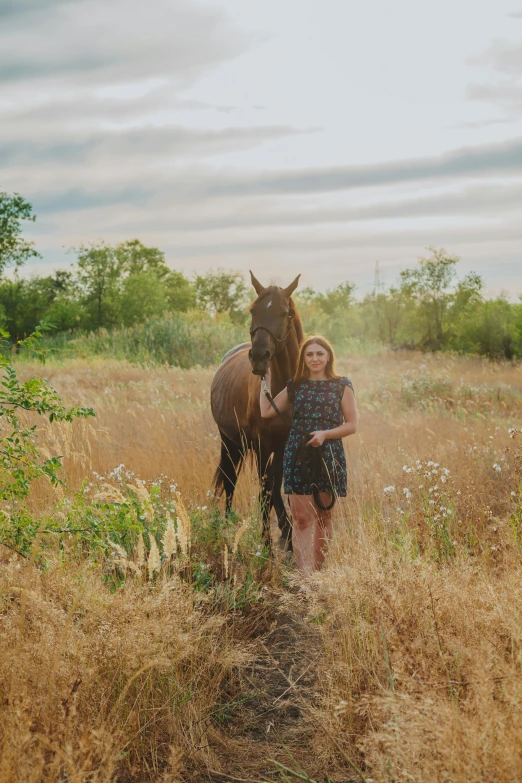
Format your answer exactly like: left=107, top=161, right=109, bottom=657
left=307, top=430, right=327, bottom=448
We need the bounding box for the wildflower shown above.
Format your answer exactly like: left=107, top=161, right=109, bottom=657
left=383, top=486, right=395, bottom=494
left=493, top=463, right=501, bottom=473
left=441, top=475, right=447, bottom=483
left=429, top=499, right=435, bottom=505
left=403, top=488, right=412, bottom=499
left=402, top=465, right=412, bottom=474
left=508, top=427, right=517, bottom=439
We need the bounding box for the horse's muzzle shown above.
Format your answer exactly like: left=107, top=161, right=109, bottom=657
left=248, top=348, right=271, bottom=378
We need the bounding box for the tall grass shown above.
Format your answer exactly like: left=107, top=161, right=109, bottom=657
left=29, top=311, right=247, bottom=368
left=2, top=350, right=522, bottom=781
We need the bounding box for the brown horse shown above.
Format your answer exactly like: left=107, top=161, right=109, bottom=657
left=210, top=271, right=303, bottom=548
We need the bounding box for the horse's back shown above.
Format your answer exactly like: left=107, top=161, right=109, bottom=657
left=219, top=342, right=251, bottom=366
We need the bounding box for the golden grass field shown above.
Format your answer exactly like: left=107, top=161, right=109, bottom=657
left=1, top=351, right=522, bottom=782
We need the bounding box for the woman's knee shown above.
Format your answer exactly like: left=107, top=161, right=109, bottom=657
left=290, top=502, right=313, bottom=530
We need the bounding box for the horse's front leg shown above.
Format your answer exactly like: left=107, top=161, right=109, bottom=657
left=256, top=446, right=274, bottom=549
left=269, top=448, right=292, bottom=551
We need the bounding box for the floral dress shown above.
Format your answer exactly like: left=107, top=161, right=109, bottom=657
left=283, top=377, right=354, bottom=497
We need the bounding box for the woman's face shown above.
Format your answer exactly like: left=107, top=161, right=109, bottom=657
left=304, top=342, right=329, bottom=374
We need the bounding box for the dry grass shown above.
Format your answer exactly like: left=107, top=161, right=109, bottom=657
left=2, top=351, right=522, bottom=782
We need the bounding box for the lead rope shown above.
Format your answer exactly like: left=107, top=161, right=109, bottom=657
left=261, top=377, right=336, bottom=512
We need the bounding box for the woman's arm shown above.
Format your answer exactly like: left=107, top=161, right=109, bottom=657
left=259, top=369, right=291, bottom=419
left=307, top=386, right=357, bottom=446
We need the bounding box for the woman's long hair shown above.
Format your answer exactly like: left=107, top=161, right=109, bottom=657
left=292, top=335, right=340, bottom=387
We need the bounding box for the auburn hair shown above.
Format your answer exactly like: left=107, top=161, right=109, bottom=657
left=292, top=335, right=340, bottom=387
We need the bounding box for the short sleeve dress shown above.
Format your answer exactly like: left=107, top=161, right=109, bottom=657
left=283, top=376, right=354, bottom=497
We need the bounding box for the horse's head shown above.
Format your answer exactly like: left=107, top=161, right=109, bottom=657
left=248, top=271, right=301, bottom=376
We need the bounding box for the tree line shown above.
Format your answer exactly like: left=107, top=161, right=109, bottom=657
left=1, top=189, right=521, bottom=359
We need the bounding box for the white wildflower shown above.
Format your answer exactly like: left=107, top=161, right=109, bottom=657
left=383, top=486, right=395, bottom=494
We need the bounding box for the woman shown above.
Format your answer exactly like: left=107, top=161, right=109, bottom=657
left=260, top=335, right=357, bottom=573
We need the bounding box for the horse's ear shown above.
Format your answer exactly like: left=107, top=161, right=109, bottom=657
left=282, top=274, right=301, bottom=298
left=249, top=270, right=265, bottom=295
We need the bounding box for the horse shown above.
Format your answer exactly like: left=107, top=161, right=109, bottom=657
left=210, top=271, right=303, bottom=548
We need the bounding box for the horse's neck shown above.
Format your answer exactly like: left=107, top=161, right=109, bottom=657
left=270, top=330, right=300, bottom=395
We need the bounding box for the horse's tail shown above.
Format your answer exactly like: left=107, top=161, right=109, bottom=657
left=213, top=431, right=245, bottom=506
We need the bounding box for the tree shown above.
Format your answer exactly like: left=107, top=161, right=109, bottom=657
left=399, top=247, right=462, bottom=350
left=0, top=191, right=41, bottom=273
left=194, top=270, right=248, bottom=324
left=75, top=243, right=121, bottom=330
left=164, top=270, right=196, bottom=312
left=296, top=282, right=355, bottom=315
left=119, top=273, right=167, bottom=327
left=0, top=273, right=74, bottom=343
left=369, top=285, right=408, bottom=346
left=114, top=239, right=170, bottom=278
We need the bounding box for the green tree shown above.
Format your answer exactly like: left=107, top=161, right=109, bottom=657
left=75, top=243, right=121, bottom=330
left=453, top=296, right=519, bottom=359
left=0, top=190, right=41, bottom=272
left=0, top=273, right=74, bottom=343
left=315, top=281, right=356, bottom=315
left=368, top=285, right=408, bottom=346
left=164, top=270, right=196, bottom=312
left=114, top=238, right=170, bottom=278
left=194, top=270, right=248, bottom=324
left=119, top=273, right=167, bottom=327
left=296, top=282, right=355, bottom=315
left=400, top=247, right=462, bottom=350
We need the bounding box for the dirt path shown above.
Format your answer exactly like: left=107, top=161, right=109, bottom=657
left=205, top=587, right=360, bottom=783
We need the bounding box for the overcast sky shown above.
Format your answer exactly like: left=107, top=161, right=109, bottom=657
left=1, top=0, right=521, bottom=295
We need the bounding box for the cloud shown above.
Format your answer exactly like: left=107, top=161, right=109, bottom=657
left=0, top=0, right=68, bottom=20
left=508, top=11, right=522, bottom=18
left=16, top=136, right=522, bottom=224
left=466, top=38, right=522, bottom=117
left=199, top=137, right=522, bottom=199
left=466, top=80, right=522, bottom=110
left=0, top=0, right=250, bottom=89
left=471, top=39, right=522, bottom=77
left=0, top=124, right=311, bottom=167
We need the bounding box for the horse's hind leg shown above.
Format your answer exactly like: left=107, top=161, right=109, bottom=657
left=213, top=431, right=243, bottom=513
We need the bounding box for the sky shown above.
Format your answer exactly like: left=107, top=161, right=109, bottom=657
left=1, top=0, right=522, bottom=296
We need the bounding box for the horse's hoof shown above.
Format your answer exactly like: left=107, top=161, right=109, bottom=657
left=278, top=536, right=292, bottom=553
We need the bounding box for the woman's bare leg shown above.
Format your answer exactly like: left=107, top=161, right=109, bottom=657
left=313, top=493, right=333, bottom=570
left=289, top=494, right=316, bottom=573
